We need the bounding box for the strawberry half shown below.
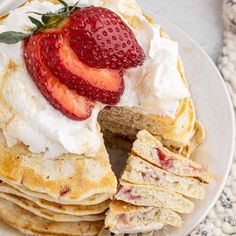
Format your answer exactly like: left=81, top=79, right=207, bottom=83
left=42, top=33, right=124, bottom=105
left=69, top=7, right=146, bottom=70
left=24, top=33, right=94, bottom=120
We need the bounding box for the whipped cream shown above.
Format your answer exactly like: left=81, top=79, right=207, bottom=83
left=0, top=0, right=189, bottom=157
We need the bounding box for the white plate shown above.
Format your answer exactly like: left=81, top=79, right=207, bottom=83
left=149, top=14, right=235, bottom=236
left=0, top=2, right=234, bottom=236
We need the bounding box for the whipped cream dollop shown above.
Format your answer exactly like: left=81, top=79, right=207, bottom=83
left=0, top=0, right=189, bottom=158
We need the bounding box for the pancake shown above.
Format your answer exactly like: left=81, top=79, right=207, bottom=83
left=100, top=119, right=205, bottom=158
left=0, top=192, right=104, bottom=222
left=0, top=193, right=105, bottom=222
left=115, top=181, right=194, bottom=214
left=0, top=134, right=117, bottom=205
left=176, top=120, right=205, bottom=157
left=0, top=182, right=109, bottom=216
left=99, top=98, right=197, bottom=156
left=105, top=201, right=182, bottom=234
left=121, top=155, right=206, bottom=199
left=132, top=130, right=213, bottom=183
left=0, top=198, right=103, bottom=236
left=2, top=180, right=111, bottom=206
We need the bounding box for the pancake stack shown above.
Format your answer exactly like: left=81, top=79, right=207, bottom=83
left=0, top=132, right=117, bottom=235
left=0, top=0, right=211, bottom=235
left=105, top=130, right=213, bottom=234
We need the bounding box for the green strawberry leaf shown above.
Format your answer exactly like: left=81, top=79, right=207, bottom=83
left=28, top=16, right=44, bottom=28
left=0, top=31, right=30, bottom=44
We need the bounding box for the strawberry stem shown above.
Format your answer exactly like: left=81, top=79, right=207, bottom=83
left=58, top=0, right=69, bottom=13
left=70, top=1, right=80, bottom=12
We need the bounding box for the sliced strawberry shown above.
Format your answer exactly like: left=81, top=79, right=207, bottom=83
left=42, top=33, right=124, bottom=105
left=69, top=7, right=146, bottom=70
left=24, top=33, right=94, bottom=120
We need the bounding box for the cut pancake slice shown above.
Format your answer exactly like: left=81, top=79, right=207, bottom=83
left=115, top=181, right=194, bottom=214
left=103, top=129, right=213, bottom=234
left=0, top=182, right=109, bottom=216
left=0, top=198, right=103, bottom=236
left=105, top=201, right=182, bottom=234
left=121, top=155, right=206, bottom=199
left=132, top=130, right=213, bottom=183
left=0, top=192, right=104, bottom=222
left=0, top=136, right=117, bottom=205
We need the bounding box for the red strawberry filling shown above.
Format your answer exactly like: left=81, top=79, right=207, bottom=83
left=152, top=148, right=173, bottom=169
left=24, top=33, right=94, bottom=120
left=59, top=186, right=71, bottom=197
left=119, top=186, right=141, bottom=201
left=42, top=33, right=124, bottom=105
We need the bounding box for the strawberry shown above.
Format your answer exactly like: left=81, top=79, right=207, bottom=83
left=69, top=7, right=146, bottom=69
left=42, top=32, right=124, bottom=105
left=24, top=33, right=94, bottom=120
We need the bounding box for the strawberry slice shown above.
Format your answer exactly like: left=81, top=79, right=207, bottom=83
left=42, top=33, right=124, bottom=105
left=24, top=33, right=94, bottom=120
left=69, top=7, right=146, bottom=70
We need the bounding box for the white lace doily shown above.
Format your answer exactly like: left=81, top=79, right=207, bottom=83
left=190, top=1, right=236, bottom=235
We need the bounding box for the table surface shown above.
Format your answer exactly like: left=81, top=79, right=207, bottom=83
left=137, top=0, right=224, bottom=62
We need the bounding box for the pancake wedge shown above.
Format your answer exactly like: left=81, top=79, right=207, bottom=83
left=115, top=181, right=194, bottom=214
left=105, top=201, right=182, bottom=234
left=132, top=130, right=213, bottom=183
left=121, top=155, right=206, bottom=199
left=0, top=198, right=103, bottom=236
